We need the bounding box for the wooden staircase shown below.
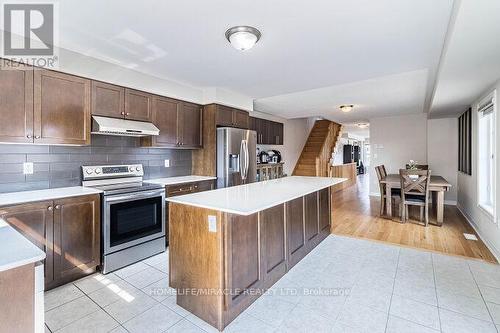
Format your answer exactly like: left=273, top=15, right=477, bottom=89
left=293, top=120, right=342, bottom=177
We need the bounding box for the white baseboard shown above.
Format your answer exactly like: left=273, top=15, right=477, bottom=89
left=445, top=200, right=457, bottom=206
left=457, top=204, right=500, bottom=262
left=369, top=192, right=381, bottom=197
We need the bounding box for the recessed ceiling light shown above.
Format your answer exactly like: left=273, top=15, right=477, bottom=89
left=357, top=123, right=369, bottom=128
left=339, top=104, right=354, bottom=113
left=225, top=26, right=261, bottom=51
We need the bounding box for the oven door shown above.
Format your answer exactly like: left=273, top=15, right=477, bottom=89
left=103, top=189, right=165, bottom=254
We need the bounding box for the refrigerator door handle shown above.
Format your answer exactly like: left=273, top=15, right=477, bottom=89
left=244, top=139, right=250, bottom=180
left=240, top=140, right=247, bottom=181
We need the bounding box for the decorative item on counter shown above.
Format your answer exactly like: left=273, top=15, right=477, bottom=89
left=259, top=150, right=269, bottom=164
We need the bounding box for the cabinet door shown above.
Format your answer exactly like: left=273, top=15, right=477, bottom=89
left=225, top=213, right=261, bottom=307
left=0, top=60, right=34, bottom=143
left=249, top=116, right=257, bottom=132
left=0, top=201, right=54, bottom=285
left=34, top=70, right=91, bottom=145
left=233, top=110, right=249, bottom=129
left=192, top=180, right=214, bottom=192
left=216, top=105, right=234, bottom=126
left=262, top=119, right=272, bottom=144
left=304, top=192, right=319, bottom=250
left=53, top=195, right=100, bottom=284
left=286, top=197, right=306, bottom=268
left=180, top=102, right=202, bottom=148
left=255, top=118, right=265, bottom=144
left=91, top=81, right=125, bottom=118
left=318, top=188, right=331, bottom=237
left=273, top=122, right=284, bottom=145
left=152, top=96, right=179, bottom=147
left=260, top=204, right=286, bottom=283
left=125, top=88, right=152, bottom=121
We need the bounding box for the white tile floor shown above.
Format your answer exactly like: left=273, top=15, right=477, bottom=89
left=44, top=235, right=500, bottom=333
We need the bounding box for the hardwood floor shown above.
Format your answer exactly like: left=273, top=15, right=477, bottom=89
left=331, top=173, right=497, bottom=263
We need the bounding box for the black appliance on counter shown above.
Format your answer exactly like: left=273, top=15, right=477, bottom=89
left=259, top=150, right=269, bottom=164
left=269, top=150, right=282, bottom=163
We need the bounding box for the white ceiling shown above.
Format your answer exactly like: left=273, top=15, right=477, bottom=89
left=430, top=0, right=500, bottom=117
left=18, top=0, right=498, bottom=122
left=43, top=0, right=453, bottom=122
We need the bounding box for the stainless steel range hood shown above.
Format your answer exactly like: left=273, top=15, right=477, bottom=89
left=91, top=116, right=160, bottom=137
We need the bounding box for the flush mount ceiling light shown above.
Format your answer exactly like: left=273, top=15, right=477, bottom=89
left=339, top=104, right=354, bottom=113
left=357, top=123, right=369, bottom=129
left=225, top=26, right=261, bottom=51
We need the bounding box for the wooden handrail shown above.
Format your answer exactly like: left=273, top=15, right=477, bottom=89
left=315, top=122, right=341, bottom=177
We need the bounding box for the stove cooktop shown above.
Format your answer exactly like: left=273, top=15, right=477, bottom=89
left=88, top=182, right=163, bottom=196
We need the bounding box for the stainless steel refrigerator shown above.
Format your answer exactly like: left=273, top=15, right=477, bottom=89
left=217, top=127, right=257, bottom=188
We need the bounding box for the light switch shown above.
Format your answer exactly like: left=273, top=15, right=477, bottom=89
left=208, top=215, right=217, bottom=232
left=23, top=162, right=34, bottom=175
left=164, top=159, right=170, bottom=168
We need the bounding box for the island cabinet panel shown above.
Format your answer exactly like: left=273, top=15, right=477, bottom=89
left=0, top=60, right=34, bottom=143
left=304, top=192, right=320, bottom=250
left=286, top=197, right=307, bottom=268
left=169, top=203, right=225, bottom=330
left=0, top=201, right=54, bottom=286
left=318, top=188, right=331, bottom=240
left=225, top=213, right=261, bottom=308
left=34, top=69, right=91, bottom=145
left=259, top=204, right=286, bottom=284
left=52, top=195, right=100, bottom=287
left=91, top=81, right=125, bottom=118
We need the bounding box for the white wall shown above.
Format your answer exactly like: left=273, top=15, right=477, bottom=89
left=250, top=111, right=310, bottom=176
left=457, top=79, right=500, bottom=260
left=427, top=118, right=458, bottom=203
left=369, top=114, right=428, bottom=195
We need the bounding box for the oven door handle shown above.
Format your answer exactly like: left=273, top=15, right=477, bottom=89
left=105, top=190, right=165, bottom=203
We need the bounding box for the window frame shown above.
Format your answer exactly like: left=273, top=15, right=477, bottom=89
left=476, top=90, right=497, bottom=221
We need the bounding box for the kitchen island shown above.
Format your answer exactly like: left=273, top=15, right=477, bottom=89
left=167, top=176, right=346, bottom=330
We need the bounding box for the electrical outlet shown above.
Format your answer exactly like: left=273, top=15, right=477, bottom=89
left=23, top=162, right=34, bottom=175
left=208, top=215, right=217, bottom=232
left=164, top=159, right=170, bottom=168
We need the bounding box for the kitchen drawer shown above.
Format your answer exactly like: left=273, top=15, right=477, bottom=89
left=166, top=180, right=215, bottom=197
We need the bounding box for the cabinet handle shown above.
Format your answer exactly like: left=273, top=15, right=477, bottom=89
left=126, top=112, right=130, bottom=116
left=35, top=135, right=41, bottom=139
left=121, top=112, right=125, bottom=115
left=55, top=205, right=61, bottom=210
left=26, top=135, right=32, bottom=139
left=47, top=206, right=53, bottom=211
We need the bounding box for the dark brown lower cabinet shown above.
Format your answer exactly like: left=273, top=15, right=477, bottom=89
left=225, top=213, right=262, bottom=309
left=286, top=197, right=307, bottom=268
left=259, top=204, right=286, bottom=284
left=318, top=188, right=331, bottom=240
left=52, top=195, right=100, bottom=287
left=0, top=195, right=100, bottom=290
left=304, top=192, right=319, bottom=250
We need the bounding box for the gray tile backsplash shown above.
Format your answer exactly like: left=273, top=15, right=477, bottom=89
left=0, top=135, right=192, bottom=193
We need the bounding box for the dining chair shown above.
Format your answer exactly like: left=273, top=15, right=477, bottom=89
left=399, top=169, right=431, bottom=226
left=405, top=164, right=429, bottom=170
left=375, top=165, right=401, bottom=216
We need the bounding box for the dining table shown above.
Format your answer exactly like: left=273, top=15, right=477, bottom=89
left=380, top=174, right=452, bottom=225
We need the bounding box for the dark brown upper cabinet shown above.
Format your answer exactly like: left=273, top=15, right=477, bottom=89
left=179, top=102, right=202, bottom=148
left=34, top=69, right=91, bottom=145
left=249, top=116, right=284, bottom=145
left=142, top=97, right=201, bottom=149
left=91, top=82, right=152, bottom=122
left=125, top=88, right=152, bottom=121
left=0, top=60, right=34, bottom=143
left=215, top=104, right=249, bottom=129
left=91, top=81, right=125, bottom=118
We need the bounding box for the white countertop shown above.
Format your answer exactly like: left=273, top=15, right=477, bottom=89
left=167, top=176, right=346, bottom=215
left=146, top=175, right=217, bottom=186
left=0, top=218, right=45, bottom=272
left=0, top=187, right=103, bottom=207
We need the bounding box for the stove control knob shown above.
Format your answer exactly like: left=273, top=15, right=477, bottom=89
left=95, top=168, right=102, bottom=174
left=129, top=166, right=134, bottom=172
left=85, top=169, right=93, bottom=175
left=135, top=166, right=141, bottom=172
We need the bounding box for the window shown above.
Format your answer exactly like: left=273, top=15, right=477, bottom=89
left=477, top=90, right=496, bottom=216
